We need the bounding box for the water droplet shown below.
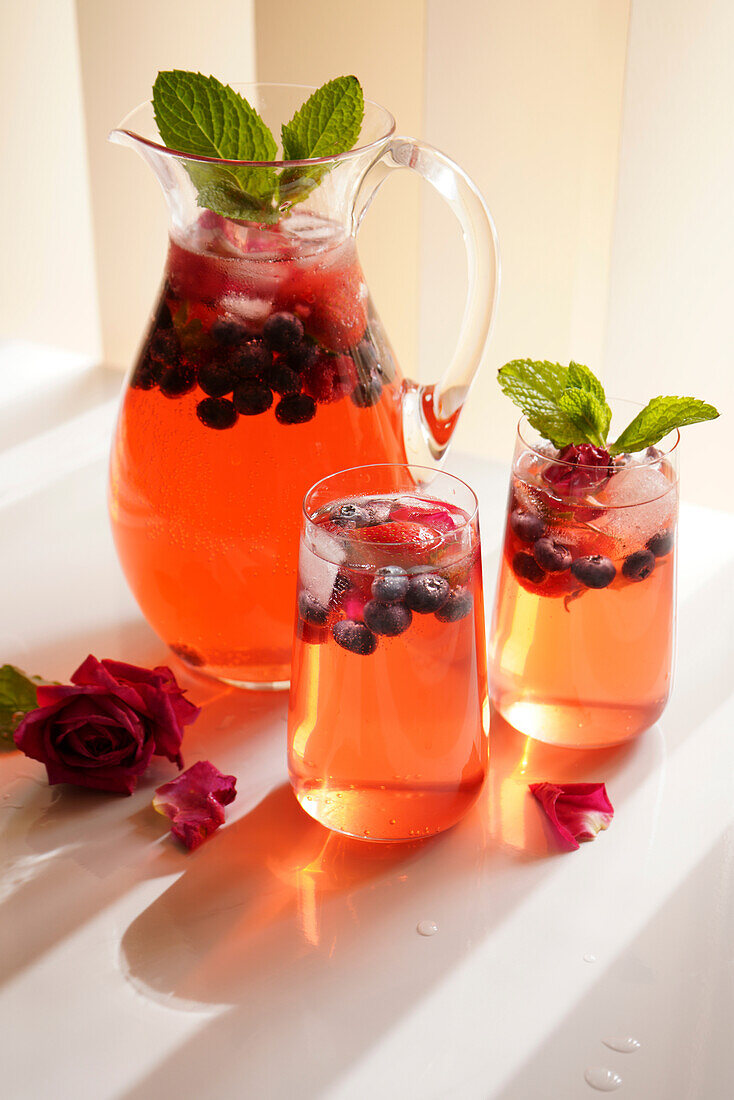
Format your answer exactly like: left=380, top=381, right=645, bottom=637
left=417, top=920, right=438, bottom=937
left=603, top=1037, right=640, bottom=1054
left=584, top=1067, right=622, bottom=1091
left=389, top=818, right=396, bottom=825
left=583, top=953, right=597, bottom=963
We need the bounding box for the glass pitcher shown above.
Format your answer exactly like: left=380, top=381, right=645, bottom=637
left=108, top=83, right=499, bottom=689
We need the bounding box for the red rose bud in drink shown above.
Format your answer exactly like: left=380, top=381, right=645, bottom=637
left=529, top=782, right=614, bottom=851
left=153, top=761, right=237, bottom=850
left=543, top=444, right=614, bottom=496
left=13, top=656, right=199, bottom=794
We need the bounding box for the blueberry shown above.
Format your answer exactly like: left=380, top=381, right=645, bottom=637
left=533, top=537, right=572, bottom=573
left=647, top=530, right=674, bottom=558
left=571, top=555, right=616, bottom=589
left=196, top=397, right=238, bottom=429
left=283, top=341, right=318, bottom=372
left=275, top=393, right=316, bottom=425
left=263, top=311, right=304, bottom=351
left=150, top=328, right=182, bottom=365
left=435, top=588, right=473, bottom=622
left=512, top=552, right=546, bottom=584
left=405, top=573, right=450, bottom=613
left=211, top=318, right=251, bottom=347
left=198, top=362, right=237, bottom=397
left=160, top=364, right=197, bottom=397
left=371, top=566, right=409, bottom=603
left=233, top=382, right=273, bottom=416
left=622, top=549, right=656, bottom=581
left=298, top=591, right=329, bottom=626
left=269, top=365, right=302, bottom=395
left=351, top=369, right=383, bottom=408
left=332, top=620, right=377, bottom=655
left=364, top=600, right=412, bottom=636
left=131, top=354, right=164, bottom=390
left=331, top=503, right=371, bottom=528
left=510, top=509, right=545, bottom=543
left=364, top=499, right=395, bottom=525
left=231, top=341, right=272, bottom=382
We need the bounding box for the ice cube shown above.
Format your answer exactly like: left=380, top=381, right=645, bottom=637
left=299, top=527, right=346, bottom=606
left=593, top=464, right=677, bottom=551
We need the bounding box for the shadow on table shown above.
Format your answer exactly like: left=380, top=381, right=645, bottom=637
left=0, top=669, right=286, bottom=991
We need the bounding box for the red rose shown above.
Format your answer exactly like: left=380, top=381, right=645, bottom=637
left=13, top=656, right=199, bottom=795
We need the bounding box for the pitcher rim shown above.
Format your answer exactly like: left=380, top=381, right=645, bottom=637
left=110, top=81, right=397, bottom=169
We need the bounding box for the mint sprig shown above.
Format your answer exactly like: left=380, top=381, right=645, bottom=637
left=497, top=358, right=719, bottom=454
left=0, top=665, right=43, bottom=745
left=151, top=71, right=364, bottom=223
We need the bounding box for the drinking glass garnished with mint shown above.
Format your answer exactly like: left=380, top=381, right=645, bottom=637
left=488, top=358, right=718, bottom=748
left=108, top=73, right=499, bottom=690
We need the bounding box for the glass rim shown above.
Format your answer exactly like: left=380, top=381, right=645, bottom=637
left=517, top=399, right=681, bottom=471
left=110, top=82, right=397, bottom=170
left=302, top=462, right=480, bottom=531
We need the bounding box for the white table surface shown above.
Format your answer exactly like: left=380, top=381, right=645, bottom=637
left=2, top=359, right=733, bottom=1100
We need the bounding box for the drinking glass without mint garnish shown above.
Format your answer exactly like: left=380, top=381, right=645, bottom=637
left=489, top=404, right=679, bottom=748
left=288, top=464, right=489, bottom=841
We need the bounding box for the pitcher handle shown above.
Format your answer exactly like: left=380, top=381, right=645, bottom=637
left=356, top=137, right=500, bottom=464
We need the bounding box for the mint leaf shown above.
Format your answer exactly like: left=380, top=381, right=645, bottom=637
left=153, top=70, right=279, bottom=222
left=282, top=76, right=364, bottom=160
left=497, top=359, right=581, bottom=447
left=567, top=361, right=611, bottom=439
left=280, top=76, right=364, bottom=208
left=557, top=388, right=608, bottom=448
left=609, top=396, right=720, bottom=455
left=0, top=665, right=42, bottom=744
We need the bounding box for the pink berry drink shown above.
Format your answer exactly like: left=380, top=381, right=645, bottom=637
left=288, top=465, right=489, bottom=841
left=489, top=417, right=679, bottom=748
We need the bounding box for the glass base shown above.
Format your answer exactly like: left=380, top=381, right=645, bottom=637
left=219, top=675, right=290, bottom=692
left=172, top=650, right=291, bottom=691
left=493, top=690, right=664, bottom=749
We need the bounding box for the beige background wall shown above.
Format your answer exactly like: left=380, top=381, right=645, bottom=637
left=605, top=0, right=732, bottom=510
left=420, top=0, right=631, bottom=465
left=74, top=0, right=258, bottom=370
left=0, top=0, right=100, bottom=357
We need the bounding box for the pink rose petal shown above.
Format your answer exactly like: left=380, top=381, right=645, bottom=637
left=529, top=782, right=614, bottom=851
left=153, top=761, right=237, bottom=851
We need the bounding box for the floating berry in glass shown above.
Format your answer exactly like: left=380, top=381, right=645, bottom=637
left=512, top=552, right=545, bottom=584
left=510, top=509, right=545, bottom=543
left=364, top=599, right=412, bottom=637
left=233, top=382, right=273, bottom=416
left=131, top=354, right=164, bottom=390
left=198, top=362, right=237, bottom=397
left=435, top=588, right=473, bottom=622
left=332, top=620, right=377, bottom=655
left=231, top=341, right=272, bottom=382
left=298, top=591, right=329, bottom=626
left=570, top=555, right=616, bottom=589
left=533, top=537, right=572, bottom=573
left=160, top=364, right=197, bottom=398
left=351, top=369, right=383, bottom=408
left=269, top=365, right=302, bottom=395
left=211, top=318, right=251, bottom=347
left=263, top=311, right=304, bottom=351
left=371, top=566, right=409, bottom=603
left=622, top=549, right=656, bottom=581
left=196, top=397, right=238, bottom=430
left=647, top=530, right=674, bottom=558
left=405, top=573, right=450, bottom=613
left=275, top=393, right=317, bottom=425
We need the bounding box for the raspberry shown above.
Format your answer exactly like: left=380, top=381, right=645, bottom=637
left=544, top=444, right=614, bottom=495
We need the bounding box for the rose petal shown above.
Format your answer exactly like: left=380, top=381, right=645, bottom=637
left=529, top=782, right=614, bottom=851
left=153, top=761, right=237, bottom=851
